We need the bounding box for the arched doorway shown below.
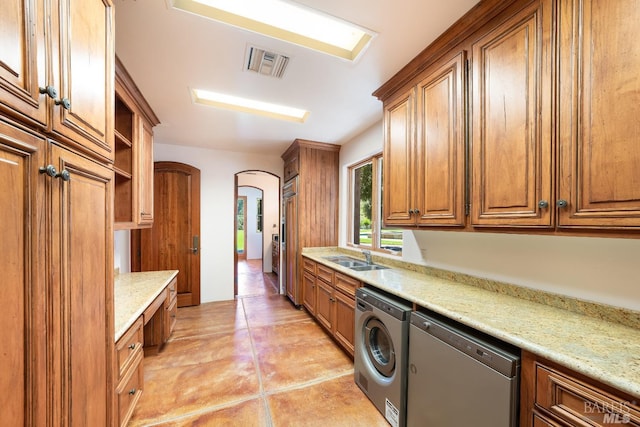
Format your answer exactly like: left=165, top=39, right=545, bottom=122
left=234, top=170, right=281, bottom=297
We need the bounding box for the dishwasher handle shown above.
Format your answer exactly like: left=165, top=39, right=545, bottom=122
left=410, top=312, right=520, bottom=378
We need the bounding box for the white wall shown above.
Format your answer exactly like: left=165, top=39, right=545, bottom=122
left=114, top=230, right=131, bottom=274
left=112, top=142, right=283, bottom=303
left=339, top=121, right=640, bottom=311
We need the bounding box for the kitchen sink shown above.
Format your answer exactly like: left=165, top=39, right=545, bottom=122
left=349, top=264, right=389, bottom=271
left=323, top=256, right=390, bottom=271
left=323, top=256, right=365, bottom=265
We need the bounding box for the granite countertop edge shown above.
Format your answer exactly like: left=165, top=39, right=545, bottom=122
left=114, top=270, right=179, bottom=342
left=302, top=247, right=640, bottom=399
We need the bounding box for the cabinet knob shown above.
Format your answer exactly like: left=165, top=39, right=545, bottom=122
left=55, top=97, right=71, bottom=110
left=414, top=209, right=420, bottom=214
left=56, top=169, right=71, bottom=181
left=128, top=343, right=135, bottom=350
left=128, top=388, right=137, bottom=395
left=39, top=164, right=58, bottom=178
left=556, top=199, right=568, bottom=208
left=408, top=209, right=415, bottom=214
left=538, top=200, right=549, bottom=209
left=39, top=85, right=58, bottom=99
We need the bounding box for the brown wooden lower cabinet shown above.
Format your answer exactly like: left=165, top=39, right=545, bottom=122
left=301, top=256, right=361, bottom=357
left=521, top=351, right=640, bottom=427
left=115, top=277, right=178, bottom=425
left=143, top=277, right=178, bottom=356
left=115, top=317, right=144, bottom=427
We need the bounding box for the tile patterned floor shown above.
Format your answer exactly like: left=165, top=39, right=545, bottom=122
left=128, top=260, right=387, bottom=426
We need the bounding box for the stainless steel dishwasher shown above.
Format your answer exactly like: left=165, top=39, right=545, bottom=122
left=407, top=311, right=520, bottom=427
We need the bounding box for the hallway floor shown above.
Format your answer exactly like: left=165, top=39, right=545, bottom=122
left=128, top=260, right=387, bottom=426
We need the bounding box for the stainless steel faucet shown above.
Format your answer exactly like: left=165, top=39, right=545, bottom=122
left=363, top=250, right=372, bottom=265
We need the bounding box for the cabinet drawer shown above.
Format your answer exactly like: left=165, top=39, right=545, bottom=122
left=115, top=317, right=143, bottom=381
left=316, top=264, right=334, bottom=283
left=533, top=413, right=562, bottom=427
left=334, top=272, right=360, bottom=298
left=303, top=257, right=316, bottom=274
left=535, top=364, right=640, bottom=426
left=167, top=277, right=177, bottom=305
left=164, top=296, right=178, bottom=341
left=116, top=351, right=144, bottom=427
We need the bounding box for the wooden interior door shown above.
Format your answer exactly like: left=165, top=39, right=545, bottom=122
left=133, top=162, right=201, bottom=307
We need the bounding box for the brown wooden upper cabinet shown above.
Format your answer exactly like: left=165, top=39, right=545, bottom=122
left=384, top=52, right=466, bottom=227
left=556, top=0, right=640, bottom=228
left=114, top=57, right=160, bottom=229
left=471, top=0, right=553, bottom=227
left=377, top=0, right=640, bottom=233
left=0, top=0, right=114, bottom=163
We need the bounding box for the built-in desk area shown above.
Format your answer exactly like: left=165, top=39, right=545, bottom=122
left=114, top=270, right=179, bottom=427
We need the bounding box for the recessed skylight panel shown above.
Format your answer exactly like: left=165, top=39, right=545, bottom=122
left=171, top=0, right=376, bottom=61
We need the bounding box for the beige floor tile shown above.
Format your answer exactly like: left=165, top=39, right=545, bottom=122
left=146, top=398, right=269, bottom=427
left=129, top=356, right=260, bottom=426
left=251, top=320, right=354, bottom=391
left=267, top=374, right=388, bottom=427
left=145, top=329, right=254, bottom=372
left=172, top=300, right=246, bottom=339
left=243, top=294, right=311, bottom=328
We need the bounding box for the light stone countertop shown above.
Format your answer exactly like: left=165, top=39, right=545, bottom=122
left=114, top=270, right=179, bottom=342
left=302, top=247, right=640, bottom=399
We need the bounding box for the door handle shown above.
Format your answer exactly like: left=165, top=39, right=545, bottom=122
left=189, top=235, right=199, bottom=254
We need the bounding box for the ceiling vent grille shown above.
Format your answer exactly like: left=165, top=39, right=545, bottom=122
left=245, top=46, right=290, bottom=79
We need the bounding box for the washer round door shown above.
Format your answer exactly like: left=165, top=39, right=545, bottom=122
left=364, top=317, right=396, bottom=378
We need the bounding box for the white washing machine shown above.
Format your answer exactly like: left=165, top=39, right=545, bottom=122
left=354, top=287, right=412, bottom=427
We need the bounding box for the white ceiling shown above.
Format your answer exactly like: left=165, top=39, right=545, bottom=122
left=114, top=0, right=479, bottom=155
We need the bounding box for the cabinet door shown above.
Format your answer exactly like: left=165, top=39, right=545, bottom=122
left=471, top=0, right=553, bottom=227
left=137, top=119, right=154, bottom=225
left=315, top=279, right=333, bottom=331
left=284, top=188, right=299, bottom=304
left=0, top=121, right=47, bottom=426
left=50, top=0, right=114, bottom=161
left=333, top=291, right=355, bottom=356
left=0, top=0, right=48, bottom=127
left=50, top=144, right=114, bottom=426
left=302, top=270, right=316, bottom=315
left=557, top=0, right=640, bottom=228
left=415, top=52, right=466, bottom=226
left=383, top=88, right=415, bottom=226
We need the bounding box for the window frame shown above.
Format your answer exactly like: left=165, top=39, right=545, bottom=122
left=347, top=153, right=401, bottom=256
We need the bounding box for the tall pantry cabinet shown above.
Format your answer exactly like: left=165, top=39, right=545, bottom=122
left=0, top=0, right=115, bottom=425
left=281, top=140, right=340, bottom=306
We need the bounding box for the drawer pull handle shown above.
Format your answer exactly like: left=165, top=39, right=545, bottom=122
left=129, top=388, right=136, bottom=395
left=128, top=344, right=135, bottom=350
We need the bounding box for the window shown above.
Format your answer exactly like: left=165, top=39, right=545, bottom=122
left=256, top=198, right=263, bottom=232
left=349, top=154, right=402, bottom=254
